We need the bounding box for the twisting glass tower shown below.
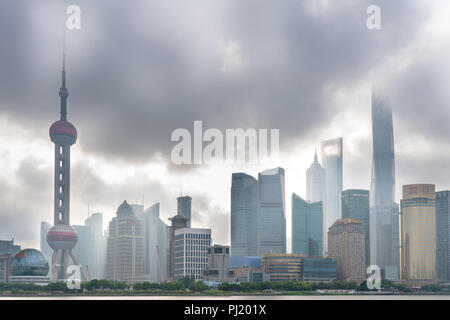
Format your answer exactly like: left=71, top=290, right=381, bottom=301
left=46, top=54, right=85, bottom=282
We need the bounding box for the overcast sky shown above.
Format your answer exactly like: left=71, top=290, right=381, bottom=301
left=1, top=0, right=449, bottom=250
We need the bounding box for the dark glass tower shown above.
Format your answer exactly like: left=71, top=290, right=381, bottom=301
left=341, top=189, right=370, bottom=268
left=231, top=173, right=258, bottom=256
left=369, top=92, right=400, bottom=280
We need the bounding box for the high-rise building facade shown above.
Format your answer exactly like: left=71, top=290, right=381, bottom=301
left=328, top=218, right=365, bottom=282
left=321, top=138, right=343, bottom=256
left=306, top=150, right=325, bottom=203
left=291, top=193, right=322, bottom=257
left=139, top=203, right=168, bottom=283
left=369, top=93, right=400, bottom=280
left=177, top=196, right=192, bottom=228
left=72, top=213, right=105, bottom=280
left=257, top=168, right=286, bottom=255
left=173, top=228, right=211, bottom=280
left=84, top=213, right=105, bottom=279
left=436, top=191, right=450, bottom=283
left=231, top=173, right=258, bottom=257
left=40, top=222, right=53, bottom=265
left=203, top=244, right=235, bottom=282
left=340, top=189, right=370, bottom=268
left=167, top=214, right=188, bottom=281
left=303, top=257, right=337, bottom=282
left=401, top=184, right=436, bottom=284
left=105, top=201, right=145, bottom=283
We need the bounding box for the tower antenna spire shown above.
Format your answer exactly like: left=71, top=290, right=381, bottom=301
left=59, top=27, right=69, bottom=121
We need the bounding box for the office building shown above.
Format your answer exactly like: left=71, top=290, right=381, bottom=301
left=302, top=257, right=337, bottom=282
left=436, top=191, right=450, bottom=283
left=257, top=167, right=286, bottom=255
left=306, top=150, right=325, bottom=203
left=321, top=138, right=343, bottom=256
left=291, top=193, right=322, bottom=257
left=84, top=213, right=105, bottom=279
left=167, top=214, right=188, bottom=281
left=401, top=184, right=436, bottom=284
left=0, top=254, right=12, bottom=283
left=328, top=218, right=365, bottom=282
left=340, top=189, right=370, bottom=267
left=262, top=253, right=305, bottom=282
left=72, top=213, right=105, bottom=280
left=139, top=203, right=168, bottom=283
left=40, top=222, right=53, bottom=266
left=231, top=173, right=258, bottom=257
left=173, top=228, right=211, bottom=281
left=369, top=92, right=400, bottom=280
left=105, top=201, right=145, bottom=283
left=203, top=244, right=235, bottom=282
left=0, top=239, right=21, bottom=256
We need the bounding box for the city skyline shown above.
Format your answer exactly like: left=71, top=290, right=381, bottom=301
left=1, top=1, right=450, bottom=253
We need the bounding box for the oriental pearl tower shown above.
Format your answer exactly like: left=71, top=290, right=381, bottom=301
left=46, top=53, right=86, bottom=282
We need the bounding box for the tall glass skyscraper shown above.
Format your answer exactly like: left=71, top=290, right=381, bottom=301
left=257, top=167, right=286, bottom=255
left=436, top=191, right=450, bottom=283
left=369, top=92, right=400, bottom=280
left=306, top=150, right=325, bottom=203
left=321, top=138, right=343, bottom=256
left=231, top=173, right=258, bottom=257
left=139, top=202, right=168, bottom=282
left=291, top=194, right=322, bottom=257
left=340, top=189, right=370, bottom=268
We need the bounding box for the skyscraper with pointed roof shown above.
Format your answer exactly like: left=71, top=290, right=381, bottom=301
left=306, top=149, right=325, bottom=203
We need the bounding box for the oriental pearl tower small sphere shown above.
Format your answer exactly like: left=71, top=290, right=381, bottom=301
left=46, top=224, right=78, bottom=251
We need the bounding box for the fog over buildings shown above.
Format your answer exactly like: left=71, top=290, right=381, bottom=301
left=1, top=1, right=450, bottom=252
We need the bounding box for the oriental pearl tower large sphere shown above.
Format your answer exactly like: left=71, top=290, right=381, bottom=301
left=46, top=54, right=86, bottom=282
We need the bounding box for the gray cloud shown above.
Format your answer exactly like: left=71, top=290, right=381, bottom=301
left=0, top=0, right=436, bottom=164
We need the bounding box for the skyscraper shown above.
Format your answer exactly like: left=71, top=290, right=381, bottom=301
left=177, top=196, right=192, bottom=227
left=231, top=173, right=258, bottom=257
left=321, top=138, right=343, bottom=256
left=291, top=193, right=322, bottom=257
left=105, top=201, right=145, bottom=283
left=173, top=228, right=211, bottom=281
left=46, top=54, right=86, bottom=282
left=257, top=167, right=286, bottom=255
left=328, top=218, right=365, bottom=282
left=306, top=149, right=325, bottom=203
left=401, top=184, right=436, bottom=284
left=369, top=92, right=400, bottom=280
left=139, top=203, right=168, bottom=283
left=436, top=191, right=450, bottom=283
left=84, top=213, right=105, bottom=279
left=40, top=222, right=52, bottom=277
left=72, top=213, right=105, bottom=280
left=167, top=214, right=187, bottom=281
left=340, top=189, right=370, bottom=268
